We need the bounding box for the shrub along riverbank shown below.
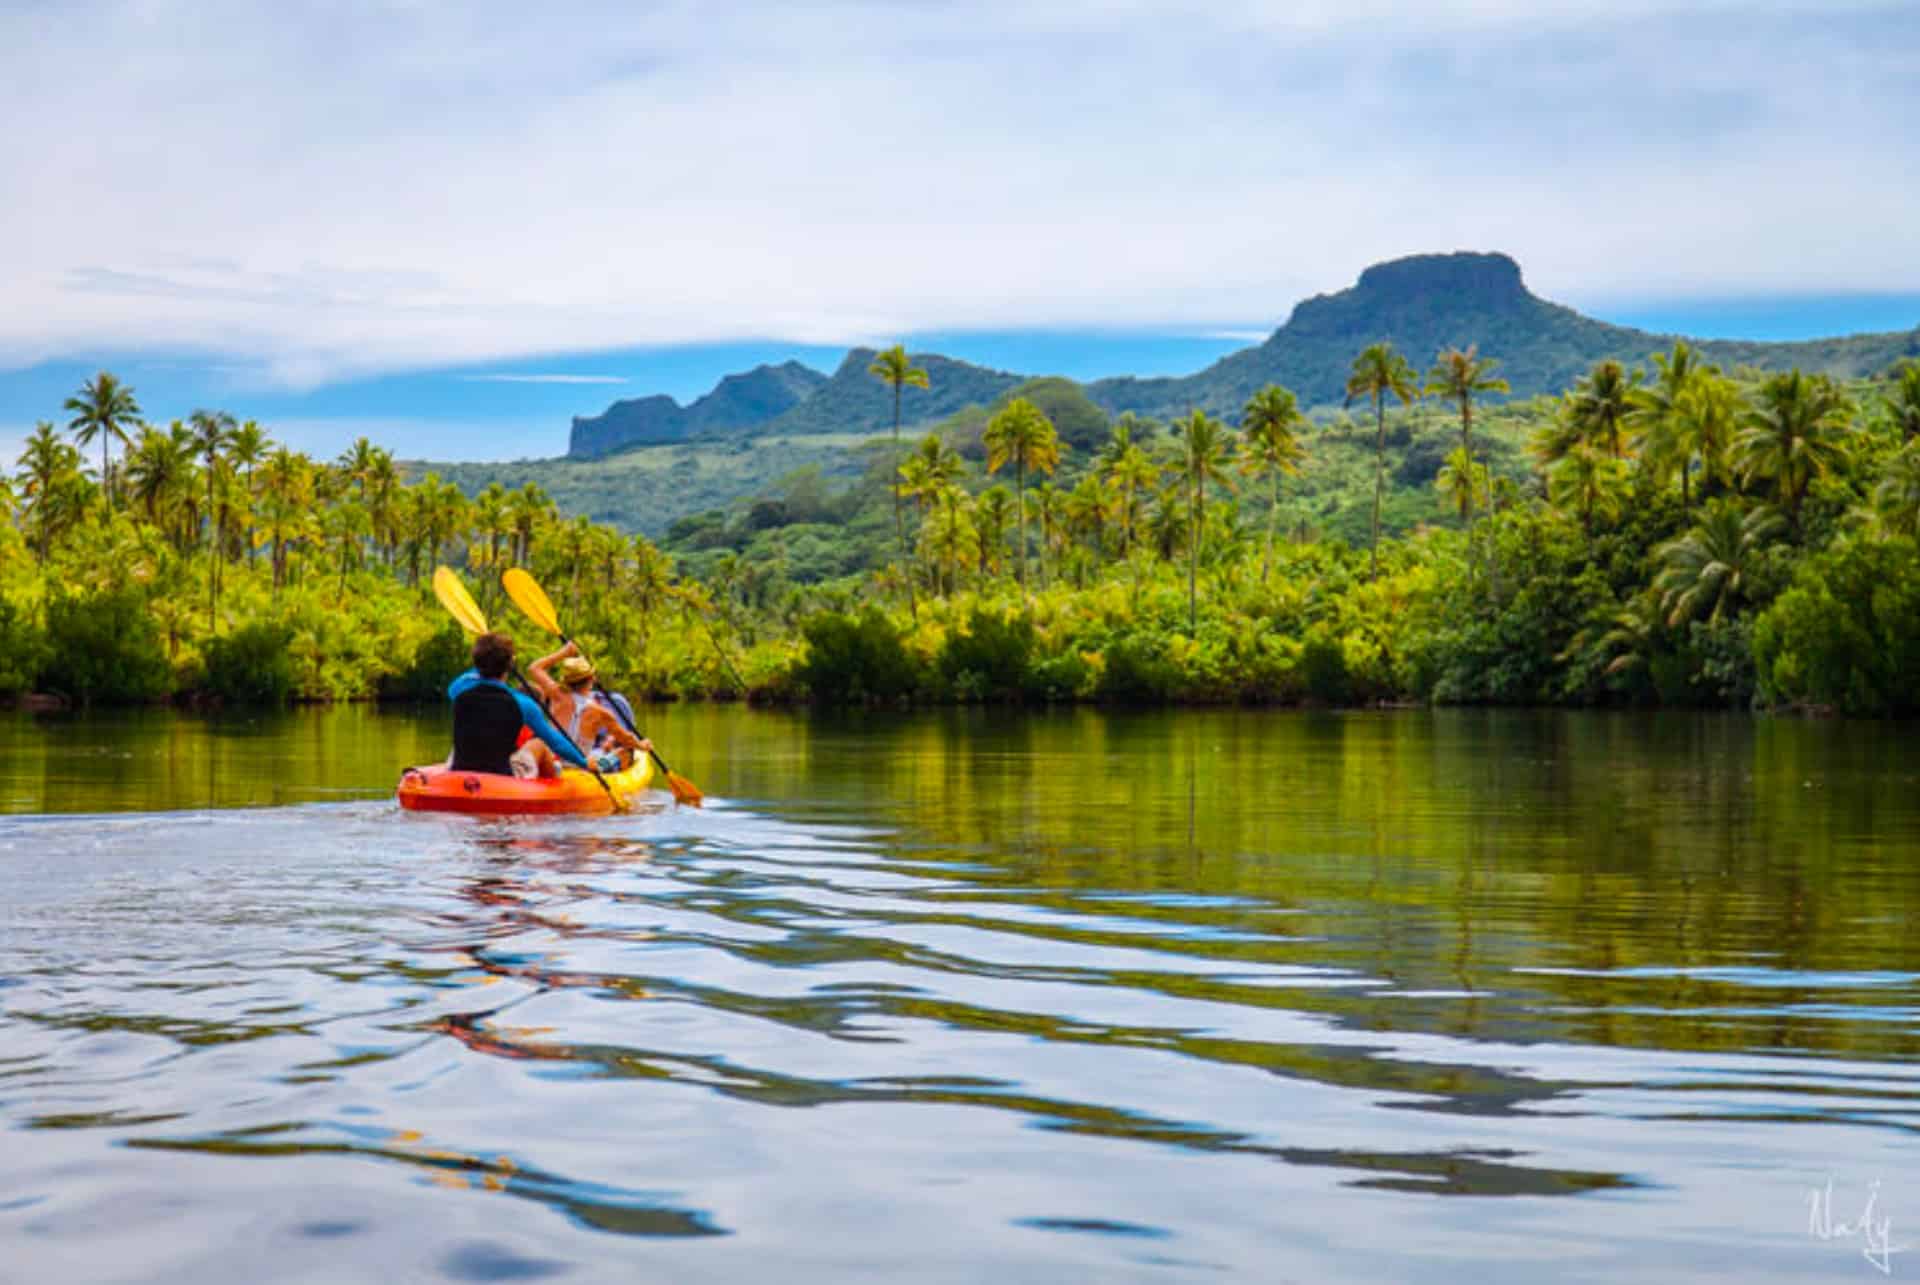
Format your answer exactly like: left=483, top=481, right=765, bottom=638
left=6, top=349, right=1919, bottom=715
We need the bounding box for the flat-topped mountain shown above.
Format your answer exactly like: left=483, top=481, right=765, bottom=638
left=1086, top=251, right=1918, bottom=419
left=561, top=251, right=1920, bottom=460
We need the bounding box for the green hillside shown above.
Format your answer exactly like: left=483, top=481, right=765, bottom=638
left=749, top=348, right=1025, bottom=438
left=421, top=251, right=1920, bottom=536
left=415, top=430, right=888, bottom=537
left=1086, top=252, right=1920, bottom=419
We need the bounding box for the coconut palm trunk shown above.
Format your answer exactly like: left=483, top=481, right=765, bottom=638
left=1370, top=389, right=1386, bottom=581
left=1264, top=473, right=1278, bottom=584
left=1015, top=456, right=1028, bottom=589
left=1189, top=471, right=1202, bottom=633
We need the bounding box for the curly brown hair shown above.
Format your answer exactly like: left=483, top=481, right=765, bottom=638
left=471, top=631, right=515, bottom=679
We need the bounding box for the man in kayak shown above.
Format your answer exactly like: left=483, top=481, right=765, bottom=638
left=448, top=632, right=591, bottom=778
left=527, top=642, right=649, bottom=771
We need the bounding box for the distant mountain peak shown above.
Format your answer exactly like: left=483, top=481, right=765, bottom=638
left=566, top=249, right=1917, bottom=461
left=1352, top=250, right=1526, bottom=302
left=569, top=360, right=827, bottom=458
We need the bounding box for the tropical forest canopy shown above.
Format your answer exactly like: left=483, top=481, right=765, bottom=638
left=7, top=329, right=1919, bottom=717
left=443, top=252, right=1920, bottom=542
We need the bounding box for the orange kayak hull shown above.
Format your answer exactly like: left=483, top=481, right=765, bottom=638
left=395, top=758, right=654, bottom=816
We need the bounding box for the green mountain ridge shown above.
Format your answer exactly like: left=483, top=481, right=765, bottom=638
left=428, top=250, right=1919, bottom=534
left=569, top=360, right=828, bottom=458
left=1085, top=252, right=1920, bottom=419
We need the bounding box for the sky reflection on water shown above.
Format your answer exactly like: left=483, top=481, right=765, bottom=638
left=1, top=707, right=1916, bottom=1281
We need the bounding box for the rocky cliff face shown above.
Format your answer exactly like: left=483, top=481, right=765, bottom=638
left=568, top=360, right=828, bottom=458
left=567, top=252, right=1920, bottom=457
left=752, top=349, right=1026, bottom=439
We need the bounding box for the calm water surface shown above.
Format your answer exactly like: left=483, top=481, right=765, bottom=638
left=1, top=706, right=1916, bottom=1282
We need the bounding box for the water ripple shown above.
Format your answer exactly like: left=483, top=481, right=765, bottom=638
left=4, top=793, right=1919, bottom=1281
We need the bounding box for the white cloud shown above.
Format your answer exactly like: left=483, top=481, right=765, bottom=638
left=456, top=374, right=628, bottom=385
left=1, top=0, right=1915, bottom=387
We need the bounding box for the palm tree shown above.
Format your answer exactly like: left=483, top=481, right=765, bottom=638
left=1530, top=394, right=1585, bottom=473
left=430, top=477, right=472, bottom=568
left=897, top=455, right=937, bottom=520
left=338, top=436, right=379, bottom=501
left=124, top=425, right=192, bottom=533
left=474, top=483, right=512, bottom=581
left=557, top=513, right=595, bottom=609
left=1173, top=410, right=1235, bottom=632
left=189, top=409, right=237, bottom=630
left=258, top=447, right=313, bottom=591
left=18, top=422, right=81, bottom=563
left=510, top=482, right=550, bottom=567
left=1103, top=439, right=1159, bottom=567
left=256, top=493, right=308, bottom=595
left=1870, top=441, right=1920, bottom=538
left=1561, top=591, right=1664, bottom=688
left=1673, top=372, right=1743, bottom=502
left=1733, top=370, right=1855, bottom=530
left=365, top=448, right=399, bottom=565
left=323, top=500, right=373, bottom=599
left=394, top=487, right=429, bottom=588
left=227, top=420, right=269, bottom=565
left=868, top=345, right=930, bottom=574
left=973, top=484, right=1016, bottom=578
left=1147, top=481, right=1187, bottom=563
left=1434, top=446, right=1488, bottom=525
left=1627, top=342, right=1704, bottom=507
left=1652, top=499, right=1786, bottom=626
left=1426, top=345, right=1508, bottom=572
left=982, top=397, right=1061, bottom=590
left=1035, top=483, right=1071, bottom=588
left=1567, top=359, right=1640, bottom=461
left=1884, top=359, right=1920, bottom=444
left=911, top=431, right=963, bottom=486
left=1427, top=346, right=1508, bottom=462
left=918, top=484, right=979, bottom=596
left=1239, top=384, right=1308, bottom=584
left=1345, top=343, right=1417, bottom=579
left=898, top=433, right=964, bottom=531
left=63, top=372, right=141, bottom=508
left=1549, top=440, right=1628, bottom=535
left=1065, top=474, right=1111, bottom=580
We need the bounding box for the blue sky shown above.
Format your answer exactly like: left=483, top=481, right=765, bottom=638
left=4, top=1, right=1918, bottom=462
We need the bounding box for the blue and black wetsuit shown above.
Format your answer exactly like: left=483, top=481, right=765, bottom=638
left=447, top=670, right=590, bottom=775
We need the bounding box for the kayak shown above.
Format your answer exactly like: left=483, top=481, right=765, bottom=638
left=396, top=757, right=655, bottom=816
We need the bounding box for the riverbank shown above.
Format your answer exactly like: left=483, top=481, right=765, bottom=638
left=10, top=361, right=1919, bottom=717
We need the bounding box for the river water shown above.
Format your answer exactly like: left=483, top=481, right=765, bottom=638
left=1, top=705, right=1916, bottom=1282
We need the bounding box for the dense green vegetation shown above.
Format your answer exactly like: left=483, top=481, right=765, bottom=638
left=6, top=342, right=1918, bottom=713
left=425, top=430, right=887, bottom=538
left=448, top=253, right=1920, bottom=538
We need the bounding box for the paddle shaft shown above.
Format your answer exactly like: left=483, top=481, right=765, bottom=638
left=552, top=631, right=682, bottom=783
left=510, top=663, right=626, bottom=810
left=433, top=564, right=624, bottom=810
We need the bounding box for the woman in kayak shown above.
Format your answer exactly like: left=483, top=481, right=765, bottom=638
left=527, top=642, right=649, bottom=771
left=447, top=632, right=591, bottom=778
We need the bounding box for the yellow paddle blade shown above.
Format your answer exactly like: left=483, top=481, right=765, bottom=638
left=502, top=567, right=562, bottom=636
left=433, top=566, right=488, bottom=636
left=664, top=770, right=703, bottom=807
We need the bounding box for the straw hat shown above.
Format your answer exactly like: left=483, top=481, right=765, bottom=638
left=559, top=657, right=596, bottom=687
